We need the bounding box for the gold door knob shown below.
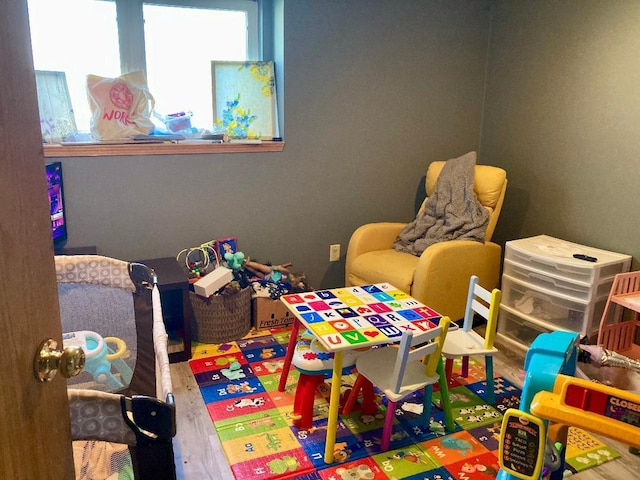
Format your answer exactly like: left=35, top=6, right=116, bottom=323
left=34, top=338, right=85, bottom=382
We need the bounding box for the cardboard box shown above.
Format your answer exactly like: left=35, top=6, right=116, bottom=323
left=252, top=296, right=294, bottom=331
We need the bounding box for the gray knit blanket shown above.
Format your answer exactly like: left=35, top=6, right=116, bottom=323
left=393, top=151, right=489, bottom=256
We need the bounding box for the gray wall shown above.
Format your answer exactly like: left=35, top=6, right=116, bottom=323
left=58, top=0, right=639, bottom=289
left=483, top=0, right=640, bottom=267
left=58, top=0, right=492, bottom=288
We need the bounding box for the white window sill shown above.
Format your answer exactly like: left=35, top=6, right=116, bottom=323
left=43, top=140, right=285, bottom=157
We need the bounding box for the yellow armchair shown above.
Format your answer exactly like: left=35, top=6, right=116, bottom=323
left=345, top=160, right=507, bottom=321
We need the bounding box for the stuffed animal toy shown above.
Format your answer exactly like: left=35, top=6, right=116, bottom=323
left=224, top=251, right=246, bottom=271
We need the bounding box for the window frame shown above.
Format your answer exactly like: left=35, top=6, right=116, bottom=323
left=35, top=0, right=279, bottom=157
left=115, top=0, right=259, bottom=77
left=43, top=140, right=284, bottom=158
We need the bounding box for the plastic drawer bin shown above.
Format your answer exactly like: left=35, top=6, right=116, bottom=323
left=505, top=235, right=631, bottom=285
left=501, top=274, right=607, bottom=335
left=497, top=304, right=552, bottom=346
left=503, top=259, right=614, bottom=302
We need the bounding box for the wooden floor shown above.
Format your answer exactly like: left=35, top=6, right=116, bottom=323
left=169, top=339, right=640, bottom=480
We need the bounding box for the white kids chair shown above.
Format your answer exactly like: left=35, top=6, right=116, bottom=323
left=441, top=275, right=501, bottom=404
left=343, top=316, right=454, bottom=452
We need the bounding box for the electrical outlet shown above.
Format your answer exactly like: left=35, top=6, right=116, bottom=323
left=329, top=244, right=341, bottom=262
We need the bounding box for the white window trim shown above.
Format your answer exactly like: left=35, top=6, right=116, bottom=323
left=115, top=0, right=259, bottom=76
left=43, top=140, right=284, bottom=158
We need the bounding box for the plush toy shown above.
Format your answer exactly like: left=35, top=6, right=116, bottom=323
left=224, top=251, right=246, bottom=271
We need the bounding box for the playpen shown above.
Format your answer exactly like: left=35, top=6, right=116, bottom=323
left=56, top=255, right=176, bottom=480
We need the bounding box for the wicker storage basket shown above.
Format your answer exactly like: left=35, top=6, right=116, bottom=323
left=189, top=287, right=252, bottom=344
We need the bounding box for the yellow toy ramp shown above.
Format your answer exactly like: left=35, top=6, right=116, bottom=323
left=530, top=374, right=640, bottom=450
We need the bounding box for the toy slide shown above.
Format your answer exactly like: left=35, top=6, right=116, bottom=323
left=530, top=374, right=640, bottom=450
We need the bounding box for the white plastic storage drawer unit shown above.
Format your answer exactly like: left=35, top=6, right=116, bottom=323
left=501, top=274, right=607, bottom=335
left=497, top=235, right=631, bottom=352
left=497, top=304, right=552, bottom=355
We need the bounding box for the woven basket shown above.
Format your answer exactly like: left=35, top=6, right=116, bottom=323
left=189, top=287, right=252, bottom=344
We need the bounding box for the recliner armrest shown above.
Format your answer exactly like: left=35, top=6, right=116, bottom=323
left=345, top=222, right=406, bottom=284
left=412, top=240, right=502, bottom=321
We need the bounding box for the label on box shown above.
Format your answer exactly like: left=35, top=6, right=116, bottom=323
left=252, top=297, right=293, bottom=330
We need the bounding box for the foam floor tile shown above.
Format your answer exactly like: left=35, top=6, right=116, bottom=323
left=242, top=343, right=287, bottom=363
left=371, top=444, right=440, bottom=478
left=421, top=430, right=490, bottom=466
left=206, top=391, right=278, bottom=422
left=264, top=390, right=298, bottom=411
left=355, top=424, right=415, bottom=454
left=432, top=385, right=486, bottom=409
left=451, top=403, right=503, bottom=430
left=445, top=451, right=501, bottom=479
left=222, top=426, right=302, bottom=465
left=292, top=416, right=355, bottom=449
left=271, top=330, right=293, bottom=345
left=403, top=465, right=456, bottom=480
left=229, top=447, right=316, bottom=480
left=317, top=457, right=387, bottom=479
left=193, top=363, right=255, bottom=387
left=464, top=421, right=503, bottom=452
left=189, top=351, right=246, bottom=375
left=236, top=335, right=282, bottom=350
left=256, top=372, right=287, bottom=391
left=564, top=426, right=621, bottom=473
left=190, top=341, right=241, bottom=359
left=400, top=408, right=463, bottom=444
left=214, top=407, right=290, bottom=442
left=277, top=370, right=301, bottom=393
left=251, top=358, right=286, bottom=377
left=492, top=391, right=521, bottom=415
left=285, top=472, right=322, bottom=480
left=200, top=376, right=266, bottom=404
left=464, top=376, right=520, bottom=403
left=297, top=430, right=368, bottom=469
left=343, top=405, right=394, bottom=432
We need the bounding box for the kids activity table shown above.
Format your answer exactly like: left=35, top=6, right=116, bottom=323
left=280, top=283, right=442, bottom=463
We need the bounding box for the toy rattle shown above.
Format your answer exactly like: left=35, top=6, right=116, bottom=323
left=62, top=330, right=133, bottom=391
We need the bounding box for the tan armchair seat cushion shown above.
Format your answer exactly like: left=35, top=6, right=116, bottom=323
left=348, top=250, right=419, bottom=294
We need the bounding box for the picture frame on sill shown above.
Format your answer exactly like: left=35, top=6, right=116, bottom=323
left=211, top=61, right=278, bottom=140
left=35, top=70, right=77, bottom=144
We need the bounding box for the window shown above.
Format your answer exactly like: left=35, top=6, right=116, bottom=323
left=28, top=0, right=259, bottom=138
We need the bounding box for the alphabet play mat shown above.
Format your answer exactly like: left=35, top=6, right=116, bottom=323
left=188, top=326, right=619, bottom=479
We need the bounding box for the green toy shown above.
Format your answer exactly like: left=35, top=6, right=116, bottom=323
left=224, top=251, right=246, bottom=271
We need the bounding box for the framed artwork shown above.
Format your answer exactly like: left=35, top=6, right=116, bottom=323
left=215, top=236, right=238, bottom=260
left=211, top=61, right=277, bottom=139
left=35, top=70, right=77, bottom=143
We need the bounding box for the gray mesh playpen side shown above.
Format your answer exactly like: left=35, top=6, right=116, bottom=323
left=56, top=255, right=176, bottom=480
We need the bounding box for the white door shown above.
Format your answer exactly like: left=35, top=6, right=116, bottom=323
left=0, top=1, right=75, bottom=478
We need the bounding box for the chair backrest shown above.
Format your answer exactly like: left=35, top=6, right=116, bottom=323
left=423, top=160, right=507, bottom=242
left=391, top=316, right=450, bottom=394
left=461, top=275, right=502, bottom=349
